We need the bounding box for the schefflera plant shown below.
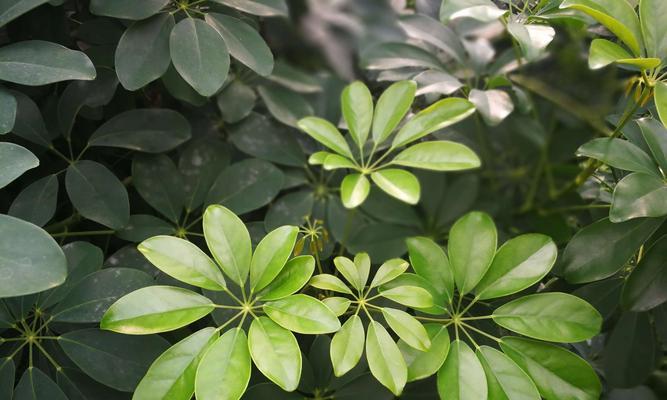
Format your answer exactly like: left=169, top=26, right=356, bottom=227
left=100, top=205, right=341, bottom=400
left=297, top=80, right=480, bottom=208
left=317, top=211, right=604, bottom=400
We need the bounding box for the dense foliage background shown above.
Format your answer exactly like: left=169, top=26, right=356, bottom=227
left=1, top=0, right=666, bottom=399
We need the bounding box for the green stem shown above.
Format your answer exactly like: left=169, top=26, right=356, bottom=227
left=460, top=322, right=502, bottom=343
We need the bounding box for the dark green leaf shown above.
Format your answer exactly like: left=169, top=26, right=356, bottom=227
left=622, top=235, right=667, bottom=311
left=115, top=214, right=175, bottom=242
left=0, top=142, right=38, bottom=189
left=0, top=0, right=49, bottom=28
left=230, top=113, right=305, bottom=167
left=610, top=172, right=667, bottom=222
left=259, top=84, right=313, bottom=127
left=90, top=0, right=169, bottom=20
left=0, top=86, right=16, bottom=133
left=215, top=0, right=288, bottom=17
left=133, top=154, right=185, bottom=223
left=577, top=138, right=658, bottom=176
left=14, top=368, right=67, bottom=400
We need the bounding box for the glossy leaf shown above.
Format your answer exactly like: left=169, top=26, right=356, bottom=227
left=0, top=214, right=67, bottom=297
left=382, top=308, right=430, bottom=351
left=474, top=233, right=557, bottom=300
left=476, top=346, right=540, bottom=400
left=206, top=13, right=273, bottom=76
left=0, top=86, right=15, bottom=133
left=399, top=324, right=450, bottom=382
left=622, top=235, right=667, bottom=311
left=440, top=0, right=506, bottom=22
left=101, top=286, right=215, bottom=334
left=195, top=328, right=251, bottom=400
left=134, top=327, right=217, bottom=400
left=406, top=237, right=454, bottom=303
left=448, top=211, right=497, bottom=295
left=493, top=292, right=602, bottom=342
left=248, top=316, right=302, bottom=391
left=610, top=172, right=667, bottom=222
left=333, top=256, right=363, bottom=291
left=366, top=320, right=407, bottom=396
left=588, top=38, right=660, bottom=69
left=170, top=18, right=229, bottom=97
left=577, top=137, right=658, bottom=176
left=8, top=174, right=58, bottom=226
left=501, top=337, right=601, bottom=400
left=655, top=81, right=667, bottom=127
left=372, top=80, right=416, bottom=144
left=342, top=81, right=373, bottom=148
left=309, top=274, right=353, bottom=294
left=392, top=140, right=480, bottom=171
left=0, top=142, right=38, bottom=189
left=263, top=294, right=341, bottom=334
left=258, top=84, right=313, bottom=127
left=297, top=116, right=353, bottom=158
left=250, top=225, right=299, bottom=292
left=341, top=173, right=370, bottom=209
left=371, top=169, right=420, bottom=205
left=0, top=40, right=95, bottom=85
left=379, top=285, right=434, bottom=308
left=640, top=0, right=667, bottom=59
left=322, top=297, right=351, bottom=316
left=637, top=117, right=667, bottom=171
left=323, top=154, right=357, bottom=170
left=258, top=255, right=315, bottom=301
left=370, top=258, right=409, bottom=288
left=331, top=315, right=364, bottom=377
left=437, top=340, right=487, bottom=400
left=392, top=97, right=475, bottom=148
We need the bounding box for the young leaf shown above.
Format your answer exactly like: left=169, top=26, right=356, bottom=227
left=334, top=256, right=363, bottom=291
left=371, top=169, right=420, bottom=205
left=587, top=38, right=660, bottom=69
left=379, top=285, right=434, bottom=308
left=331, top=315, right=365, bottom=377
left=370, top=258, right=409, bottom=288
left=322, top=297, right=351, bottom=316
left=354, top=253, right=371, bottom=289
left=474, top=233, right=557, bottom=300
left=391, top=97, right=475, bottom=148
left=203, top=205, right=252, bottom=287
left=248, top=316, right=302, bottom=391
left=341, top=173, right=371, bottom=209
left=381, top=308, right=430, bottom=351
left=476, top=346, right=540, bottom=400
left=0, top=142, right=38, bottom=189
left=250, top=225, right=299, bottom=292
left=195, top=328, right=251, bottom=400
left=577, top=137, right=658, bottom=176
left=366, top=320, right=407, bottom=396
left=170, top=18, right=230, bottom=97
left=493, top=292, right=602, bottom=342
left=406, top=236, right=454, bottom=302
left=0, top=40, right=95, bottom=86
left=263, top=294, right=341, bottom=334
left=138, top=235, right=226, bottom=291
left=257, top=255, right=315, bottom=301
left=501, top=336, right=601, bottom=400
left=101, top=286, right=215, bottom=334
left=297, top=117, right=353, bottom=158
left=448, top=211, right=497, bottom=295
left=372, top=80, right=416, bottom=145
left=309, top=274, right=354, bottom=294
left=622, top=235, right=667, bottom=311
left=392, top=141, right=480, bottom=171
left=134, top=327, right=218, bottom=400
left=342, top=81, right=373, bottom=148
left=206, top=13, right=273, bottom=76
left=323, top=154, right=357, bottom=170
left=610, top=172, right=667, bottom=222
left=437, top=340, right=487, bottom=400
left=399, top=324, right=450, bottom=382
left=115, top=13, right=173, bottom=90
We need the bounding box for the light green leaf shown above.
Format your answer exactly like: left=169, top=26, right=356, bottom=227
left=0, top=0, right=49, bottom=28
left=392, top=140, right=480, bottom=171
left=372, top=80, right=416, bottom=144
left=501, top=336, right=601, bottom=400
left=406, top=236, right=454, bottom=303
left=134, top=327, right=217, bottom=400
left=399, top=324, right=450, bottom=382
left=90, top=0, right=168, bottom=20
left=379, top=285, right=434, bottom=308
left=323, top=154, right=357, bottom=170
left=257, top=255, right=315, bottom=301
left=370, top=258, right=409, bottom=288
left=101, top=286, right=215, bottom=334
left=248, top=316, right=302, bottom=391
left=341, top=173, right=370, bottom=209
left=250, top=225, right=299, bottom=292
left=493, top=292, right=602, bottom=342
left=588, top=38, right=660, bottom=69
left=392, top=97, right=475, bottom=149
left=382, top=308, right=430, bottom=351
left=297, top=116, right=353, bottom=158
left=308, top=151, right=332, bottom=165
left=0, top=40, right=95, bottom=85
left=206, top=13, right=273, bottom=76
left=203, top=204, right=252, bottom=287
left=89, top=108, right=191, bottom=153
left=371, top=169, right=420, bottom=205
left=448, top=211, right=497, bottom=295
left=437, top=340, right=487, bottom=400
left=138, top=235, right=226, bottom=291
left=653, top=82, right=667, bottom=130
left=115, top=14, right=173, bottom=90
left=366, top=320, right=407, bottom=396
left=65, top=160, right=129, bottom=230
left=637, top=117, right=667, bottom=171
left=170, top=18, right=229, bottom=97
left=342, top=81, right=373, bottom=148
left=309, top=274, right=353, bottom=294
left=577, top=137, right=658, bottom=176
left=331, top=314, right=365, bottom=377
left=476, top=346, right=540, bottom=400
left=195, top=328, right=251, bottom=400
left=333, top=256, right=363, bottom=291
left=0, top=214, right=67, bottom=297
left=322, top=297, right=351, bottom=316
left=639, top=0, right=667, bottom=60
left=263, top=294, right=341, bottom=334
left=610, top=172, right=667, bottom=222
left=560, top=0, right=643, bottom=56
left=0, top=142, right=38, bottom=189
left=354, top=252, right=371, bottom=289
left=474, top=233, right=557, bottom=300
